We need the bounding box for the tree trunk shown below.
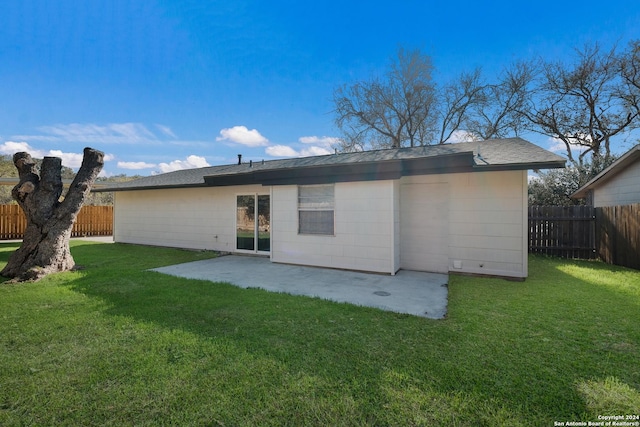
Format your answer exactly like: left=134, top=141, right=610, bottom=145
left=1, top=147, right=104, bottom=282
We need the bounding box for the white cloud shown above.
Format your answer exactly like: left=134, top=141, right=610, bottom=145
left=216, top=126, right=269, bottom=147
left=265, top=144, right=332, bottom=158
left=299, top=146, right=332, bottom=156
left=0, top=141, right=40, bottom=156
left=265, top=145, right=298, bottom=157
left=548, top=138, right=564, bottom=153
left=155, top=124, right=177, bottom=138
left=48, top=150, right=85, bottom=169
left=61, top=151, right=115, bottom=169
left=447, top=130, right=480, bottom=143
left=158, top=155, right=210, bottom=173
left=11, top=122, right=221, bottom=152
left=264, top=136, right=338, bottom=158
left=548, top=136, right=589, bottom=154
left=298, top=136, right=341, bottom=148
left=118, top=161, right=157, bottom=170
left=0, top=141, right=114, bottom=169
left=30, top=122, right=159, bottom=144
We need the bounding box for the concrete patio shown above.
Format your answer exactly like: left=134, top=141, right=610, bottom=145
left=152, top=255, right=449, bottom=319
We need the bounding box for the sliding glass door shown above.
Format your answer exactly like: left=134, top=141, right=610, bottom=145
left=236, top=194, right=270, bottom=253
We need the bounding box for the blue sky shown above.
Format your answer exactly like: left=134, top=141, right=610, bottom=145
left=1, top=0, right=639, bottom=176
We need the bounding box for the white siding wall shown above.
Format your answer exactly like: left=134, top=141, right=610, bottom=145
left=448, top=170, right=527, bottom=278
left=271, top=180, right=397, bottom=274
left=113, top=185, right=266, bottom=251
left=113, top=170, right=529, bottom=278
left=392, top=180, right=401, bottom=273
left=593, top=161, right=640, bottom=207
left=399, top=176, right=449, bottom=273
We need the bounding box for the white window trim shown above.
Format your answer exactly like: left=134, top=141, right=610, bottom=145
left=297, top=184, right=335, bottom=236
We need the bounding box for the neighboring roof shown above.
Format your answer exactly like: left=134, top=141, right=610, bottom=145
left=572, top=144, right=640, bottom=199
left=95, top=137, right=565, bottom=192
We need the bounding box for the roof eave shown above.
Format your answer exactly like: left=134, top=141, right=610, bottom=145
left=473, top=160, right=566, bottom=173
left=94, top=156, right=566, bottom=192
left=571, top=146, right=640, bottom=199
left=93, top=183, right=209, bottom=192
left=204, top=152, right=477, bottom=186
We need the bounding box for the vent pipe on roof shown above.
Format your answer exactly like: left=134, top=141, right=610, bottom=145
left=237, top=154, right=242, bottom=165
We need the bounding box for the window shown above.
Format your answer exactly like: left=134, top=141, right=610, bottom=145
left=298, top=184, right=334, bottom=235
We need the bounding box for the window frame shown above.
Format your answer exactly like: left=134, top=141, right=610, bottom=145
left=297, top=184, right=335, bottom=236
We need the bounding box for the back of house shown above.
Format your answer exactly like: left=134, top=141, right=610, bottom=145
left=96, top=138, right=565, bottom=279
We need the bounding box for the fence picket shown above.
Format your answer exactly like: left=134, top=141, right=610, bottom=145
left=530, top=204, right=640, bottom=270
left=528, top=205, right=597, bottom=259
left=0, top=205, right=113, bottom=239
left=596, top=204, right=640, bottom=270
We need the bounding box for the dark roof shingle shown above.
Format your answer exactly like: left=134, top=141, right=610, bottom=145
left=96, top=137, right=565, bottom=192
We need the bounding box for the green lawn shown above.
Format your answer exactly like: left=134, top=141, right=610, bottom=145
left=1, top=241, right=639, bottom=426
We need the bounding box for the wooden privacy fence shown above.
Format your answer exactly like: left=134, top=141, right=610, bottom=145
left=528, top=205, right=597, bottom=259
left=529, top=204, right=640, bottom=270
left=0, top=205, right=113, bottom=240
left=597, top=204, right=640, bottom=270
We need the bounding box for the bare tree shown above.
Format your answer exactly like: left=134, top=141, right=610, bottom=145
left=333, top=47, right=437, bottom=150
left=465, top=61, right=533, bottom=140
left=334, top=41, right=640, bottom=156
left=436, top=68, right=485, bottom=144
left=1, top=148, right=104, bottom=282
left=619, top=40, right=640, bottom=117
left=523, top=43, right=640, bottom=165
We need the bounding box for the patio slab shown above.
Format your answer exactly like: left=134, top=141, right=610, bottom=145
left=152, top=255, right=448, bottom=319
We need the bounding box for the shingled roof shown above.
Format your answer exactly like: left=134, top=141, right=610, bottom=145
left=95, top=137, right=565, bottom=192
left=572, top=144, right=640, bottom=199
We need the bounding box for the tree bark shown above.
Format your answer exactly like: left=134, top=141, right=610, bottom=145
left=1, top=147, right=104, bottom=282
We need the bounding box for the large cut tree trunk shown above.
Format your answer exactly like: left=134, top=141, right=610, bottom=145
left=1, top=147, right=104, bottom=282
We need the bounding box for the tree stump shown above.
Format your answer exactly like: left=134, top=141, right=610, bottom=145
left=1, top=147, right=104, bottom=282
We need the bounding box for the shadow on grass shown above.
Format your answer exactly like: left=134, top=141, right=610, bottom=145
left=74, top=246, right=640, bottom=421
left=0, top=242, right=20, bottom=284
left=5, top=242, right=638, bottom=424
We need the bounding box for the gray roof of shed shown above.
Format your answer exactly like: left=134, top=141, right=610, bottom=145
left=95, top=137, right=565, bottom=192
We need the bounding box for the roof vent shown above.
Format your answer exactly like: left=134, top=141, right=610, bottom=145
left=237, top=154, right=242, bottom=165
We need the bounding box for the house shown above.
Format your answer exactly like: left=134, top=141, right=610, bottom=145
left=572, top=145, right=640, bottom=206
left=95, top=138, right=565, bottom=279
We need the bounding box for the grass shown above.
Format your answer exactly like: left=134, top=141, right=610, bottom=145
left=0, top=241, right=639, bottom=426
